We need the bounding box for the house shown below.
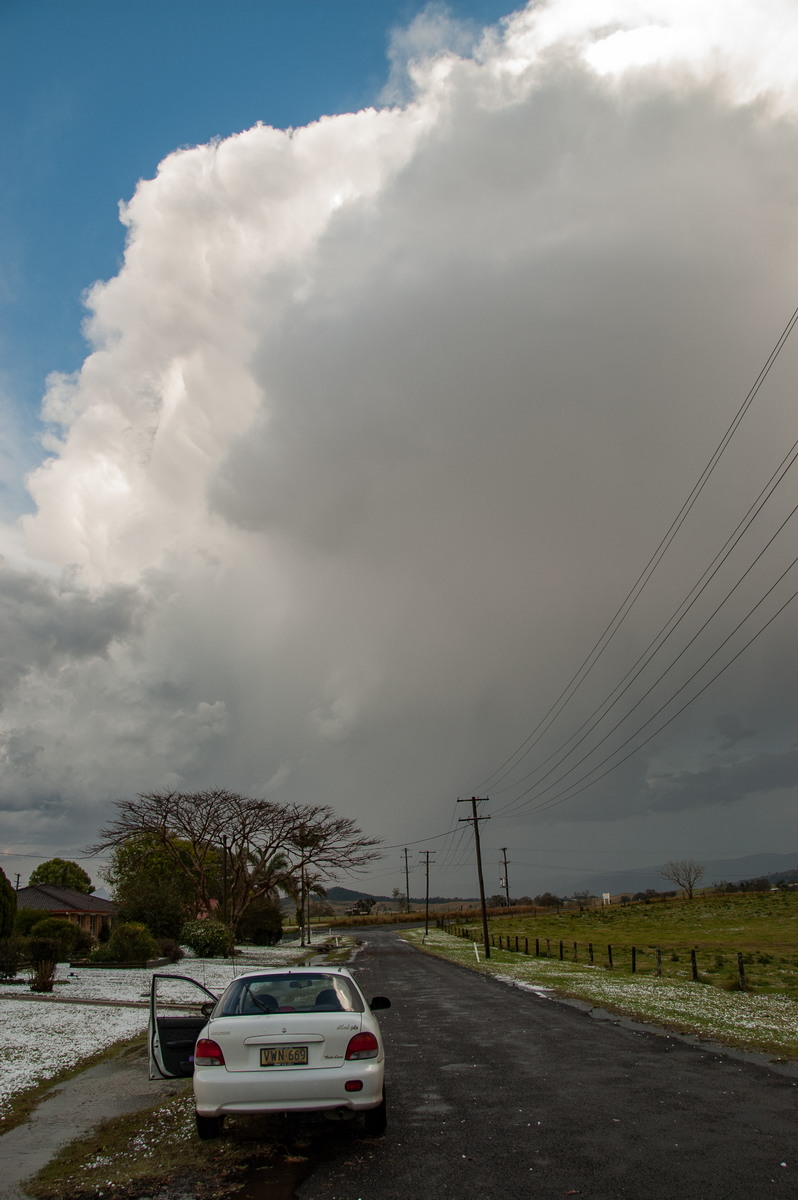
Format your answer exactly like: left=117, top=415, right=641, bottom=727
left=16, top=884, right=115, bottom=937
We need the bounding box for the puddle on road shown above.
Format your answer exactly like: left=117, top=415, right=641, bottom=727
left=223, top=1111, right=370, bottom=1200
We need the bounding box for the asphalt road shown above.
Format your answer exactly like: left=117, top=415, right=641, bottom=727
left=296, top=928, right=797, bottom=1200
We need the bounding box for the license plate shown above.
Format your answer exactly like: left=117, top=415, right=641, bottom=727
left=260, top=1046, right=308, bottom=1067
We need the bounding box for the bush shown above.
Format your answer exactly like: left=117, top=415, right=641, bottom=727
left=14, top=908, right=48, bottom=936
left=237, top=899, right=283, bottom=946
left=92, top=922, right=159, bottom=963
left=158, top=937, right=184, bottom=963
left=29, top=918, right=93, bottom=960
left=0, top=936, right=25, bottom=979
left=180, top=919, right=233, bottom=958
left=0, top=868, right=15, bottom=938
left=28, top=937, right=59, bottom=993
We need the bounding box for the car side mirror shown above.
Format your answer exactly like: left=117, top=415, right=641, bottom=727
left=370, top=996, right=391, bottom=1009
left=200, top=1002, right=215, bottom=1017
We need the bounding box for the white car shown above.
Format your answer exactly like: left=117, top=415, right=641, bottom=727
left=148, top=966, right=390, bottom=1140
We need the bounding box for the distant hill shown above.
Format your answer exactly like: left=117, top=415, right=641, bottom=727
left=327, top=886, right=393, bottom=904
left=326, top=886, right=477, bottom=905
left=567, top=851, right=798, bottom=897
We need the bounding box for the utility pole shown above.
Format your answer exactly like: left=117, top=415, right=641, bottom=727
left=14, top=874, right=20, bottom=891
left=221, top=835, right=228, bottom=927
left=402, top=847, right=411, bottom=913
left=458, top=796, right=491, bottom=959
left=420, top=851, right=436, bottom=935
left=500, top=847, right=510, bottom=908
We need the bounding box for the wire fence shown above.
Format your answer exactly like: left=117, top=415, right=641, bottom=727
left=443, top=921, right=753, bottom=990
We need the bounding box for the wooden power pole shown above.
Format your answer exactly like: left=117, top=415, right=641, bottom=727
left=458, top=796, right=491, bottom=959
left=500, top=847, right=510, bottom=908
left=420, top=850, right=436, bottom=935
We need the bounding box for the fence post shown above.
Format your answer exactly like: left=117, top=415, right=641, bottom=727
left=656, top=948, right=662, bottom=977
left=535, top=938, right=540, bottom=956
left=525, top=937, right=529, bottom=955
left=559, top=940, right=564, bottom=961
left=607, top=944, right=613, bottom=969
left=573, top=941, right=578, bottom=961
left=589, top=942, right=594, bottom=964
left=631, top=946, right=636, bottom=974
left=690, top=949, right=698, bottom=981
left=737, top=951, right=746, bottom=991
left=546, top=938, right=551, bottom=957
left=515, top=935, right=519, bottom=952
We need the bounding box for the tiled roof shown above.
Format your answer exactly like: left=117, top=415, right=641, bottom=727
left=16, top=884, right=115, bottom=913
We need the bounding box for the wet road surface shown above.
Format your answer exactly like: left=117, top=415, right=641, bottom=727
left=294, top=928, right=797, bottom=1200
left=2, top=930, right=796, bottom=1200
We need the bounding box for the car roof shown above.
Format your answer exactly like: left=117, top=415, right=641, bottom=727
left=232, top=965, right=353, bottom=981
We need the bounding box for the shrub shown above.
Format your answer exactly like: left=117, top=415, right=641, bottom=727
left=14, top=908, right=48, bottom=936
left=29, top=918, right=92, bottom=960
left=28, top=937, right=59, bottom=993
left=92, top=922, right=159, bottom=963
left=0, top=867, right=15, bottom=938
left=158, top=937, right=184, bottom=963
left=180, top=919, right=233, bottom=958
left=0, top=936, right=25, bottom=979
left=237, top=899, right=283, bottom=946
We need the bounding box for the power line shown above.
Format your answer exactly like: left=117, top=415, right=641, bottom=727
left=477, top=301, right=798, bottom=794
left=493, top=439, right=798, bottom=799
left=501, top=569, right=798, bottom=820
left=494, top=493, right=798, bottom=810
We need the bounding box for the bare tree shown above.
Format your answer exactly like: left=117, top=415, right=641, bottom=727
left=658, top=858, right=704, bottom=899
left=91, top=790, right=381, bottom=938
left=285, top=805, right=382, bottom=943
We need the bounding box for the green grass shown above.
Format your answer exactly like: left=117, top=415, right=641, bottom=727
left=404, top=893, right=798, bottom=1060
left=447, top=891, right=798, bottom=998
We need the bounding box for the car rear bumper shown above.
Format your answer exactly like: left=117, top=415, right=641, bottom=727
left=194, top=1061, right=384, bottom=1116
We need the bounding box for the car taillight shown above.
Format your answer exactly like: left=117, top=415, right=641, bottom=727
left=194, top=1038, right=225, bottom=1066
left=345, top=1032, right=379, bottom=1060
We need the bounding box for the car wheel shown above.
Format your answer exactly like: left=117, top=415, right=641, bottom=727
left=364, top=1089, right=387, bottom=1136
left=196, top=1113, right=224, bottom=1140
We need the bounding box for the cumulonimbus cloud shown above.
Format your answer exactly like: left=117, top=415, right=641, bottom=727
left=3, top=0, right=798, bottom=876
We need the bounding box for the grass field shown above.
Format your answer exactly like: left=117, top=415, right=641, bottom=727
left=402, top=924, right=798, bottom=1059
left=444, top=890, right=798, bottom=998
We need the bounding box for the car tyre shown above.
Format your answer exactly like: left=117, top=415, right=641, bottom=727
left=364, top=1089, right=387, bottom=1136
left=196, top=1113, right=224, bottom=1140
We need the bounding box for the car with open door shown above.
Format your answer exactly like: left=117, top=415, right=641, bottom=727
left=149, top=966, right=390, bottom=1140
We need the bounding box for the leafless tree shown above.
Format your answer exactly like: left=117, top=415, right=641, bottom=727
left=90, top=789, right=381, bottom=937
left=285, top=806, right=382, bottom=945
left=658, top=858, right=704, bottom=900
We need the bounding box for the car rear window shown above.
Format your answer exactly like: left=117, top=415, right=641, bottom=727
left=216, top=972, right=364, bottom=1016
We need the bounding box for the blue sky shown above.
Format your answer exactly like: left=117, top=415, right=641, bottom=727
left=1, top=1, right=508, bottom=441
left=2, top=0, right=798, bottom=896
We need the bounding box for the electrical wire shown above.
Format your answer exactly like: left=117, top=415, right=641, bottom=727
left=477, top=301, right=798, bottom=793
left=499, top=561, right=798, bottom=819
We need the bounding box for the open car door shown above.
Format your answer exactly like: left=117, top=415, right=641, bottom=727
left=148, top=972, right=219, bottom=1080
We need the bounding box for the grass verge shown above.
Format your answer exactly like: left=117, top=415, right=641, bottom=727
left=26, top=1084, right=253, bottom=1200
left=0, top=1034, right=147, bottom=1136
left=25, top=1081, right=367, bottom=1200
left=404, top=928, right=798, bottom=1060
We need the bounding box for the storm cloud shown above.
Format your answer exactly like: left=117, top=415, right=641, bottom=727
left=3, top=0, right=798, bottom=892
